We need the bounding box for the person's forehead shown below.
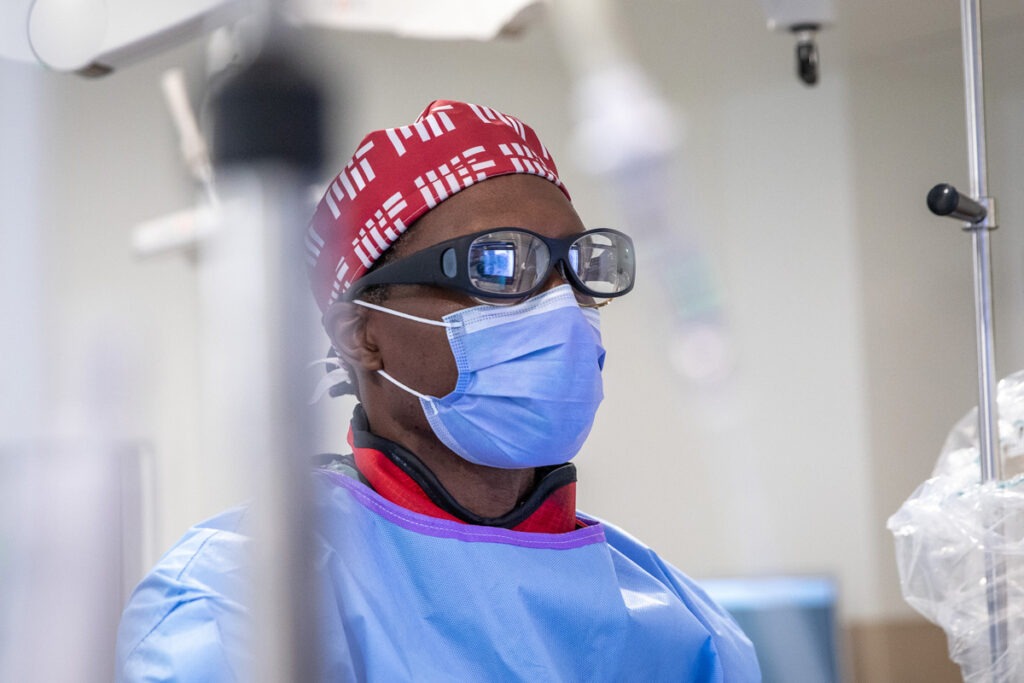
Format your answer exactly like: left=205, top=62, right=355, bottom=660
left=398, top=175, right=585, bottom=255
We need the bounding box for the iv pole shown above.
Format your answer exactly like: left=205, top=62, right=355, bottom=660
left=926, top=0, right=1007, bottom=677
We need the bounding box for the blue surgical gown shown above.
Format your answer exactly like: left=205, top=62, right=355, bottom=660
left=116, top=469, right=760, bottom=681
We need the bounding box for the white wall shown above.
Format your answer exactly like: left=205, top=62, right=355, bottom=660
left=31, top=0, right=1024, bottom=626
left=570, top=1, right=879, bottom=617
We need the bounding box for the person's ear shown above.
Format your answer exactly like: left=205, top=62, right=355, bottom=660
left=323, top=303, right=383, bottom=372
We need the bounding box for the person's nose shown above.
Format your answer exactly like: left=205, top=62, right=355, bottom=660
left=543, top=261, right=573, bottom=291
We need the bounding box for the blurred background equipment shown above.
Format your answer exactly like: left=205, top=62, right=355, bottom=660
left=703, top=575, right=841, bottom=683
left=0, top=0, right=546, bottom=76
left=757, top=0, right=835, bottom=85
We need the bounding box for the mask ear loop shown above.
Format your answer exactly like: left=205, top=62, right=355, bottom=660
left=348, top=299, right=458, bottom=413
left=377, top=369, right=431, bottom=400
left=352, top=299, right=461, bottom=328
left=316, top=300, right=462, bottom=403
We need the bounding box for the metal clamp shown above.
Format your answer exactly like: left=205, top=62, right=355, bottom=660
left=926, top=183, right=997, bottom=230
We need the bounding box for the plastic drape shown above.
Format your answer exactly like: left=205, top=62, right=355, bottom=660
left=888, top=370, right=1024, bottom=682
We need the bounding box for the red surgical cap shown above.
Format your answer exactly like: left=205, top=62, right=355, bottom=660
left=306, top=100, right=569, bottom=312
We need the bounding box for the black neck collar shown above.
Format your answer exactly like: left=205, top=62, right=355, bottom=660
left=349, top=404, right=577, bottom=529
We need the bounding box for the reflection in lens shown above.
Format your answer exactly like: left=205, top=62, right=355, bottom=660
left=468, top=231, right=550, bottom=295
left=474, top=241, right=516, bottom=283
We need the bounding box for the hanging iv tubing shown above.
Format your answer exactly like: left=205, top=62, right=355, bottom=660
left=925, top=0, right=1007, bottom=678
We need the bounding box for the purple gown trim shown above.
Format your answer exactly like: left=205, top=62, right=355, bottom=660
left=318, top=469, right=606, bottom=549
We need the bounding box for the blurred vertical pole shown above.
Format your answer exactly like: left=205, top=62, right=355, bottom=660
left=0, top=55, right=47, bottom=681
left=0, top=59, right=125, bottom=683
left=0, top=59, right=44, bottom=444
left=204, top=14, right=326, bottom=682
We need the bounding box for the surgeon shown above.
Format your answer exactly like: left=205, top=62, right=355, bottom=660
left=116, top=100, right=761, bottom=681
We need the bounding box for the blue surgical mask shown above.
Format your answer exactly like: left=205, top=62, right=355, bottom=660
left=354, top=285, right=606, bottom=469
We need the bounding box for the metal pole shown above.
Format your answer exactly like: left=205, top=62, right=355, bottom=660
left=206, top=15, right=326, bottom=679
left=958, top=0, right=1008, bottom=678
left=961, top=0, right=999, bottom=482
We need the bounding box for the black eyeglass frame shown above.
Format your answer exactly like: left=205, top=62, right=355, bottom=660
left=342, top=227, right=636, bottom=302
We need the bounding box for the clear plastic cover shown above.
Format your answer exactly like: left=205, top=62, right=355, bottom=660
left=888, top=370, right=1024, bottom=682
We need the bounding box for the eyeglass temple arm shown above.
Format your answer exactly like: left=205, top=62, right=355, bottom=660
left=344, top=244, right=457, bottom=299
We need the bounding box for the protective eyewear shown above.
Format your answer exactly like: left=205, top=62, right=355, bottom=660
left=344, top=227, right=636, bottom=303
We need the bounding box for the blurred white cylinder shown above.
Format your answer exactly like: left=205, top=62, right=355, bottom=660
left=199, top=165, right=324, bottom=682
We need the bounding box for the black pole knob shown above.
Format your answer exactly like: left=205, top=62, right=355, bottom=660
left=927, top=183, right=987, bottom=224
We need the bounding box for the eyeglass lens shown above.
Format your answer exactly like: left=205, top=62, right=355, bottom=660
left=571, top=231, right=633, bottom=295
